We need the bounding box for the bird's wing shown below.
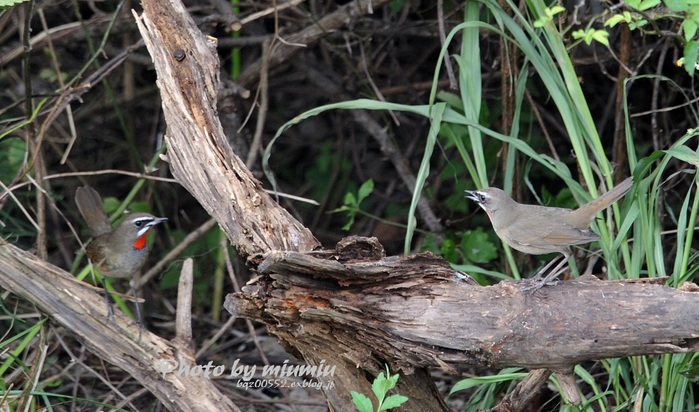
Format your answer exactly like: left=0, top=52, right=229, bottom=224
left=510, top=223, right=600, bottom=249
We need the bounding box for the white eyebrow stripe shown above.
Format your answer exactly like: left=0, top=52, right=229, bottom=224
left=134, top=217, right=156, bottom=237
left=133, top=217, right=155, bottom=224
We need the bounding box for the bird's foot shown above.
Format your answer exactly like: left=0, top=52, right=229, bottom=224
left=103, top=292, right=116, bottom=324
left=522, top=277, right=560, bottom=292
left=135, top=321, right=144, bottom=343
left=523, top=256, right=569, bottom=292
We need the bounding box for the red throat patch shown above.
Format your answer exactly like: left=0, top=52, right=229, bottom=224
left=133, top=233, right=148, bottom=250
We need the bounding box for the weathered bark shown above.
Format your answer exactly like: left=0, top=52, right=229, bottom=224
left=227, top=239, right=699, bottom=410
left=134, top=3, right=320, bottom=259
left=227, top=241, right=699, bottom=370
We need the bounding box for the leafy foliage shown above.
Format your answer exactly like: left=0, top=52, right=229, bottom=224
left=334, top=179, right=375, bottom=231
left=605, top=0, right=699, bottom=75
left=0, top=0, right=26, bottom=9
left=351, top=365, right=408, bottom=412
left=572, top=28, right=610, bottom=46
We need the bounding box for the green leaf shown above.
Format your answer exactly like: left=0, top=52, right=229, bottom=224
left=436, top=91, right=465, bottom=112
left=573, top=28, right=610, bottom=46
left=373, top=371, right=399, bottom=400
left=533, top=5, right=565, bottom=27
left=584, top=31, right=594, bottom=44
left=665, top=145, right=699, bottom=167
left=386, top=371, right=400, bottom=388
left=371, top=371, right=387, bottom=402
left=351, top=391, right=374, bottom=412
left=604, top=13, right=629, bottom=27
left=628, top=18, right=648, bottom=29
left=341, top=215, right=356, bottom=231
left=0, top=0, right=27, bottom=8
left=636, top=0, right=661, bottom=10
left=634, top=150, right=665, bottom=178
left=461, top=229, right=498, bottom=263
left=357, top=179, right=375, bottom=204
left=380, top=394, right=409, bottom=410
left=683, top=41, right=699, bottom=76
left=338, top=180, right=375, bottom=231
left=420, top=233, right=441, bottom=254
left=449, top=369, right=528, bottom=395
left=548, top=5, right=566, bottom=15
left=344, top=192, right=358, bottom=208
left=127, top=200, right=154, bottom=214
left=684, top=19, right=698, bottom=41
left=102, top=197, right=121, bottom=214
left=665, top=0, right=689, bottom=11
left=592, top=30, right=610, bottom=46
left=572, top=29, right=588, bottom=43
left=441, top=238, right=459, bottom=262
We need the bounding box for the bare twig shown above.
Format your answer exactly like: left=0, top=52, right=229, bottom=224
left=236, top=0, right=392, bottom=88
left=245, top=39, right=271, bottom=169
left=437, top=0, right=457, bottom=89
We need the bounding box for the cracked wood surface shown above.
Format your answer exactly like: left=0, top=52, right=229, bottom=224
left=229, top=240, right=699, bottom=370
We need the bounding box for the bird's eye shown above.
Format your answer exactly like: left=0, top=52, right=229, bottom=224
left=477, top=193, right=486, bottom=203
left=133, top=219, right=146, bottom=228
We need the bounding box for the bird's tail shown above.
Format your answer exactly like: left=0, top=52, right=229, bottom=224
left=576, top=176, right=633, bottom=222
left=75, top=186, right=112, bottom=237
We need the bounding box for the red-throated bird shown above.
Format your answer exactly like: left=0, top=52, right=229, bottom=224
left=466, top=177, right=633, bottom=289
left=75, top=186, right=166, bottom=331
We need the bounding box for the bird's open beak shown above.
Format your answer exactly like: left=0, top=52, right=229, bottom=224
left=144, top=217, right=168, bottom=231
left=465, top=190, right=480, bottom=203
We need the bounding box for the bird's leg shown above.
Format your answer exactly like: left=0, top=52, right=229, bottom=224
left=530, top=254, right=566, bottom=280
left=537, top=257, right=569, bottom=285
left=130, top=279, right=144, bottom=342
left=524, top=252, right=570, bottom=292
left=99, top=277, right=117, bottom=322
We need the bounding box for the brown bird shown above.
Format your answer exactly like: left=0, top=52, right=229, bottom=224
left=75, top=186, right=167, bottom=329
left=466, top=177, right=633, bottom=289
